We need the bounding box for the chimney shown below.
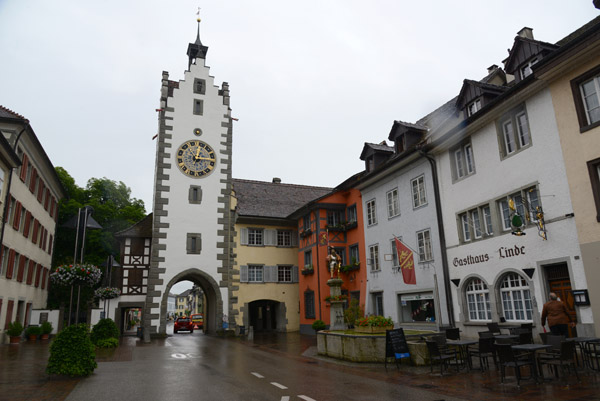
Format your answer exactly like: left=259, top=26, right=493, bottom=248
left=272, top=177, right=281, bottom=184
left=487, top=64, right=499, bottom=74
left=517, top=27, right=534, bottom=40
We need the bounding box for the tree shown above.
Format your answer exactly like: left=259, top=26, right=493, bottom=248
left=48, top=168, right=147, bottom=309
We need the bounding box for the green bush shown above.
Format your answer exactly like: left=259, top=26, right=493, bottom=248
left=25, top=326, right=42, bottom=336
left=344, top=299, right=364, bottom=327
left=41, top=321, right=53, bottom=335
left=46, top=324, right=97, bottom=377
left=90, top=318, right=119, bottom=345
left=7, top=321, right=24, bottom=337
left=312, top=319, right=326, bottom=332
left=95, top=337, right=119, bottom=348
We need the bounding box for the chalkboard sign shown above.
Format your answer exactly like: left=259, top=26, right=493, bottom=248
left=385, top=328, right=410, bottom=369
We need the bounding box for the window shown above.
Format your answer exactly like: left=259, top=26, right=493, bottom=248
left=458, top=205, right=490, bottom=243
left=400, top=293, right=435, bottom=323
left=186, top=233, right=201, bottom=254
left=465, top=279, right=491, bottom=321
left=304, top=250, right=312, bottom=268
left=333, top=247, right=346, bottom=266
left=386, top=188, right=400, bottom=218
left=572, top=67, right=600, bottom=131
left=193, top=78, right=206, bottom=94
left=498, top=105, right=531, bottom=158
left=373, top=292, right=384, bottom=316
left=496, top=186, right=540, bottom=232
left=327, top=210, right=343, bottom=226
left=391, top=239, right=399, bottom=268
left=366, top=199, right=377, bottom=226
left=277, top=230, right=292, bottom=247
left=0, top=246, right=8, bottom=276
left=304, top=290, right=315, bottom=319
left=411, top=175, right=427, bottom=208
left=302, top=215, right=310, bottom=231
left=248, top=228, right=263, bottom=246
left=193, top=99, right=203, bottom=115
left=248, top=265, right=263, bottom=282
left=189, top=186, right=202, bottom=204
left=347, top=205, right=357, bottom=223
left=349, top=244, right=359, bottom=265
left=520, top=57, right=538, bottom=79
left=278, top=265, right=292, bottom=282
left=369, top=244, right=380, bottom=271
left=467, top=98, right=481, bottom=116
left=588, top=157, right=600, bottom=222
left=482, top=205, right=493, bottom=236
left=416, top=229, right=433, bottom=262
left=452, top=141, right=475, bottom=180
left=500, top=273, right=533, bottom=321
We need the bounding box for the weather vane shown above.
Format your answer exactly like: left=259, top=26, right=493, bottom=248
left=197, top=7, right=201, bottom=22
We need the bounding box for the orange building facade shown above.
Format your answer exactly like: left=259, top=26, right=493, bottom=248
left=293, top=185, right=367, bottom=334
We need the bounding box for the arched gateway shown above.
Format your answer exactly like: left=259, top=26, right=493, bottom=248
left=142, top=19, right=235, bottom=339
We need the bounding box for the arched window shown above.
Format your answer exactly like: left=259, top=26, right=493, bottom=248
left=500, top=273, right=533, bottom=321
left=465, top=278, right=491, bottom=321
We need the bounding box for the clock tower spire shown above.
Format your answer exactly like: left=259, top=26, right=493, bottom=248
left=187, top=12, right=209, bottom=68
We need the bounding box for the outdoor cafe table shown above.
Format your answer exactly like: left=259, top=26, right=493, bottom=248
left=447, top=339, right=477, bottom=371
left=566, top=337, right=600, bottom=368
left=511, top=343, right=552, bottom=383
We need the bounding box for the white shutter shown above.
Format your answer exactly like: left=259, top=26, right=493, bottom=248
left=267, top=266, right=277, bottom=282
left=291, top=231, right=298, bottom=247
left=292, top=265, right=299, bottom=283
left=265, top=229, right=277, bottom=246
left=240, top=228, right=248, bottom=245
left=240, top=265, right=248, bottom=282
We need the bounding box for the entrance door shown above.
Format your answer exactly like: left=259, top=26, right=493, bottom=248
left=549, top=279, right=577, bottom=337
left=249, top=300, right=278, bottom=332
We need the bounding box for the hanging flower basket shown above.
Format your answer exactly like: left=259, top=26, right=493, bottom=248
left=94, top=287, right=121, bottom=300
left=50, top=264, right=102, bottom=286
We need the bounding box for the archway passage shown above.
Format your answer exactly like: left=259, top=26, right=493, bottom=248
left=249, top=300, right=281, bottom=332
left=158, top=268, right=223, bottom=336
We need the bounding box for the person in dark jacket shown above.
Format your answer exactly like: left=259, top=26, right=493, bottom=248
left=541, top=292, right=575, bottom=336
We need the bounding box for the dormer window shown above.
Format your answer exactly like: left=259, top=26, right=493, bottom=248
left=520, top=57, right=538, bottom=80
left=467, top=99, right=482, bottom=117
left=395, top=135, right=405, bottom=153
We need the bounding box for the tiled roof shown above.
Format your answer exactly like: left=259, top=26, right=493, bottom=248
left=416, top=96, right=459, bottom=131
left=364, top=142, right=393, bottom=153
left=392, top=120, right=428, bottom=132
left=233, top=178, right=332, bottom=219
left=115, top=213, right=153, bottom=238
left=0, top=105, right=26, bottom=120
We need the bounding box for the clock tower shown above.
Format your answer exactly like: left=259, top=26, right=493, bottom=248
left=144, top=17, right=235, bottom=338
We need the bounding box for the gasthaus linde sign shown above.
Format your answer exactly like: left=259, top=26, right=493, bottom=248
left=453, top=245, right=526, bottom=267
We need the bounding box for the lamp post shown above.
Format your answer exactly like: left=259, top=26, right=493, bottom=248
left=65, top=206, right=102, bottom=325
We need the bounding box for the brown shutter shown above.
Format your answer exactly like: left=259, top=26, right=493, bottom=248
left=41, top=268, right=48, bottom=289
left=12, top=201, right=22, bottom=230
left=29, top=168, right=37, bottom=193
left=35, top=264, right=42, bottom=287
left=32, top=220, right=39, bottom=244
left=5, top=249, right=15, bottom=279
left=23, top=211, right=32, bottom=238
left=19, top=154, right=28, bottom=182
left=37, top=181, right=44, bottom=202
left=4, top=300, right=14, bottom=329
left=26, top=259, right=35, bottom=284
left=16, top=256, right=26, bottom=282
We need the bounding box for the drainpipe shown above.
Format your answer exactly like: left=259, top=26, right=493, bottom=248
left=0, top=121, right=30, bottom=261
left=419, top=149, right=455, bottom=327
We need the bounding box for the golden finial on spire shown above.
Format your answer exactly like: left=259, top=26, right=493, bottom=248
left=196, top=7, right=201, bottom=23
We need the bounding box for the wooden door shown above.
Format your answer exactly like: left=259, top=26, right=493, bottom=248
left=549, top=279, right=577, bottom=337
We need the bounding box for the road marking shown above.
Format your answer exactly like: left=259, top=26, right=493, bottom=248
left=298, top=396, right=316, bottom=401
left=251, top=372, right=264, bottom=378
left=280, top=397, right=290, bottom=401
left=270, top=382, right=288, bottom=390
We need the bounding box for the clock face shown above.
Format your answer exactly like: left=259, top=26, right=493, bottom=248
left=176, top=140, right=217, bottom=178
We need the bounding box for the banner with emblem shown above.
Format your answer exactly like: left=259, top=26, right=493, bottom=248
left=395, top=237, right=416, bottom=285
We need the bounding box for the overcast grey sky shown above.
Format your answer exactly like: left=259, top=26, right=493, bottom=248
left=0, top=1, right=596, bottom=213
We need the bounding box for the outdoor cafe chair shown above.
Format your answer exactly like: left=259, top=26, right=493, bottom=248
left=518, top=331, right=534, bottom=345
left=426, top=340, right=459, bottom=375
left=538, top=341, right=580, bottom=384
left=487, top=322, right=503, bottom=336
left=478, top=331, right=494, bottom=339
left=495, top=344, right=534, bottom=386
left=469, top=336, right=497, bottom=372
left=445, top=327, right=460, bottom=341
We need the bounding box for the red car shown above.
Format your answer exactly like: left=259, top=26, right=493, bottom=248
left=174, top=317, right=194, bottom=334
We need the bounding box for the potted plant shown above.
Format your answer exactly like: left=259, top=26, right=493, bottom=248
left=25, top=325, right=42, bottom=341
left=311, top=319, right=326, bottom=333
left=7, top=321, right=24, bottom=344
left=40, top=321, right=53, bottom=340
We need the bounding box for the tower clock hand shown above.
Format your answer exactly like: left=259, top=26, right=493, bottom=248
left=195, top=146, right=201, bottom=161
